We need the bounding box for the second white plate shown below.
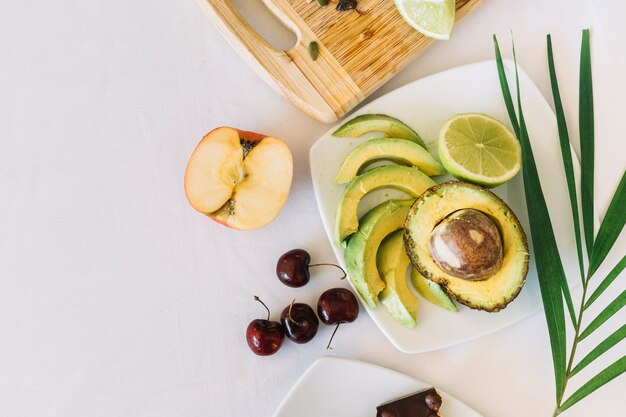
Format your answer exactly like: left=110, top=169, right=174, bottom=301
left=309, top=60, right=580, bottom=353
left=272, top=356, right=483, bottom=417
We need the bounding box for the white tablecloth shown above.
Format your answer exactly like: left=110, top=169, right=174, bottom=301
left=1, top=0, right=625, bottom=416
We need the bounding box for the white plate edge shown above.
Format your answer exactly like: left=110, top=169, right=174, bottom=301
left=271, top=356, right=484, bottom=417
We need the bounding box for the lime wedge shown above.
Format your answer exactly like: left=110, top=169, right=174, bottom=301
left=394, top=0, right=456, bottom=40
left=438, top=113, right=522, bottom=187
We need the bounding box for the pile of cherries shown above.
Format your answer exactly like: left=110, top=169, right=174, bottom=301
left=246, top=249, right=359, bottom=356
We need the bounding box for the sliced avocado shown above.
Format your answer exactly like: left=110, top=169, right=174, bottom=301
left=404, top=181, right=529, bottom=312
left=410, top=269, right=457, bottom=312
left=344, top=199, right=413, bottom=309
left=335, top=138, right=446, bottom=184
left=335, top=165, right=435, bottom=245
left=377, top=230, right=418, bottom=328
left=332, top=114, right=426, bottom=148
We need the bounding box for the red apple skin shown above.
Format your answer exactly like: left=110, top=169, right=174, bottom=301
left=237, top=128, right=266, bottom=143
left=184, top=126, right=293, bottom=231
left=184, top=126, right=264, bottom=229
left=208, top=213, right=232, bottom=229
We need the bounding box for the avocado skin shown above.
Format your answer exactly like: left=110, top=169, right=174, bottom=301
left=344, top=199, right=414, bottom=309
left=332, top=114, right=426, bottom=148
left=404, top=181, right=529, bottom=312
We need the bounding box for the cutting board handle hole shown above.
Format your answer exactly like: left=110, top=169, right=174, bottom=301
left=230, top=0, right=297, bottom=51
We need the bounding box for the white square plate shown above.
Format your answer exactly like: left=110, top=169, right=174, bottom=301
left=272, top=356, right=483, bottom=417
left=310, top=60, right=579, bottom=353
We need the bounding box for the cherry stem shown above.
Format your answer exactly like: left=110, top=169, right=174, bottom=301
left=287, top=299, right=299, bottom=326
left=254, top=295, right=270, bottom=321
left=326, top=323, right=341, bottom=350
left=308, top=263, right=347, bottom=280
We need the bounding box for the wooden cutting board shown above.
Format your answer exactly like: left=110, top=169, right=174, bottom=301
left=198, top=0, right=481, bottom=123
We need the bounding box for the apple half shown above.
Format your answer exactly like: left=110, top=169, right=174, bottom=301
left=184, top=127, right=293, bottom=230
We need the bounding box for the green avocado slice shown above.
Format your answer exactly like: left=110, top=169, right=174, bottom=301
left=404, top=181, right=529, bottom=312
left=344, top=199, right=413, bottom=309
left=410, top=268, right=457, bottom=312
left=335, top=165, right=435, bottom=245
left=335, top=138, right=446, bottom=184
left=332, top=114, right=426, bottom=148
left=377, top=230, right=419, bottom=328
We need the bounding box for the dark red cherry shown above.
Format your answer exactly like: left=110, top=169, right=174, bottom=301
left=317, top=288, right=359, bottom=349
left=317, top=288, right=359, bottom=324
left=246, top=296, right=285, bottom=356
left=276, top=249, right=311, bottom=287
left=280, top=301, right=319, bottom=344
left=276, top=249, right=346, bottom=288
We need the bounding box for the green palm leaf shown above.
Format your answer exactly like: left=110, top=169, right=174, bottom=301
left=547, top=34, right=585, bottom=286
left=579, top=29, right=595, bottom=257
left=579, top=289, right=626, bottom=341
left=496, top=29, right=626, bottom=415
left=585, top=253, right=626, bottom=309
left=494, top=38, right=520, bottom=138
left=558, top=356, right=626, bottom=414
left=588, top=172, right=626, bottom=276
left=570, top=323, right=626, bottom=377
left=494, top=35, right=567, bottom=400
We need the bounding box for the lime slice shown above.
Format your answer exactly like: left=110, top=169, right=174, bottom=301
left=394, top=0, right=456, bottom=40
left=438, top=113, right=522, bottom=187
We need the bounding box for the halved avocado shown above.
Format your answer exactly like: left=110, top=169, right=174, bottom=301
left=332, top=114, right=426, bottom=148
left=344, top=199, right=413, bottom=309
left=377, top=230, right=418, bottom=328
left=404, top=181, right=529, bottom=312
left=335, top=165, right=435, bottom=245
left=335, top=138, right=446, bottom=184
left=410, top=269, right=457, bottom=312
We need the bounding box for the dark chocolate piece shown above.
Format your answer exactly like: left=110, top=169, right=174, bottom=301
left=425, top=392, right=442, bottom=411
left=376, top=388, right=442, bottom=417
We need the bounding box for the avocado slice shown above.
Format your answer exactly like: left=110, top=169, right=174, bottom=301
left=344, top=199, right=414, bottom=309
left=332, top=114, right=426, bottom=148
left=377, top=230, right=418, bottom=328
left=335, top=138, right=446, bottom=184
left=404, top=181, right=529, bottom=312
left=335, top=165, right=435, bottom=245
left=410, top=269, right=457, bottom=312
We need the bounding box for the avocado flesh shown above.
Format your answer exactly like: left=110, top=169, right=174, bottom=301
left=410, top=269, right=458, bottom=312
left=335, top=138, right=446, bottom=184
left=377, top=230, right=418, bottom=328
left=332, top=114, right=426, bottom=148
left=335, top=165, right=436, bottom=245
left=404, top=181, right=529, bottom=312
left=344, top=199, right=414, bottom=309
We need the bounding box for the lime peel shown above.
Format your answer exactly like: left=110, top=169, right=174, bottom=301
left=395, top=0, right=456, bottom=40
left=438, top=113, right=522, bottom=187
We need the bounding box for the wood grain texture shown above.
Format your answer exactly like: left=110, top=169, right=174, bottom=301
left=198, top=0, right=481, bottom=123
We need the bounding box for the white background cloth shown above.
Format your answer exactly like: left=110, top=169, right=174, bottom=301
left=1, top=0, right=625, bottom=416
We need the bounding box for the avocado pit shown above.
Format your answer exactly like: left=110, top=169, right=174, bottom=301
left=428, top=209, right=503, bottom=281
